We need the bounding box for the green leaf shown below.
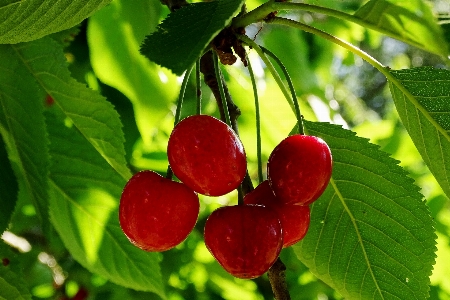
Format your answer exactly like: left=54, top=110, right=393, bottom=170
left=0, top=263, right=32, bottom=300
left=0, top=134, right=18, bottom=232
left=294, top=121, right=436, bottom=299
left=140, top=0, right=244, bottom=75
left=388, top=67, right=450, bottom=200
left=10, top=37, right=131, bottom=181
left=46, top=112, right=165, bottom=298
left=0, top=243, right=32, bottom=300
left=0, top=0, right=112, bottom=44
left=0, top=44, right=49, bottom=226
left=88, top=0, right=179, bottom=146
left=354, top=0, right=448, bottom=57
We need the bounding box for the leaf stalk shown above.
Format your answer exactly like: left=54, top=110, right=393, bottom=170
left=246, top=54, right=263, bottom=184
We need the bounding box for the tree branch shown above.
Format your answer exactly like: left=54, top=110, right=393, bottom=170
left=268, top=258, right=291, bottom=300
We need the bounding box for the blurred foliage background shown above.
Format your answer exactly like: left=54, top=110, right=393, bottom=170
left=3, top=0, right=450, bottom=299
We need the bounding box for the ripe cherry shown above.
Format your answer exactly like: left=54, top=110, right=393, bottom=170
left=267, top=134, right=332, bottom=206
left=204, top=204, right=283, bottom=279
left=119, top=170, right=199, bottom=252
left=167, top=115, right=247, bottom=196
left=244, top=180, right=310, bottom=248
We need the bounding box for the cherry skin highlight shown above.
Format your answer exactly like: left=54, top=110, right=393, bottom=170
left=244, top=180, right=310, bottom=248
left=167, top=115, right=247, bottom=196
left=267, top=134, right=332, bottom=206
left=119, top=170, right=199, bottom=252
left=204, top=204, right=283, bottom=279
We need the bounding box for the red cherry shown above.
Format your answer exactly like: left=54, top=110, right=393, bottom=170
left=267, top=134, right=332, bottom=206
left=167, top=115, right=247, bottom=196
left=70, top=288, right=88, bottom=300
left=244, top=180, right=310, bottom=248
left=119, top=170, right=199, bottom=252
left=204, top=205, right=283, bottom=279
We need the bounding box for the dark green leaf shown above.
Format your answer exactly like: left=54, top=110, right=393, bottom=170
left=0, top=242, right=32, bottom=300
left=294, top=121, right=436, bottom=299
left=47, top=112, right=166, bottom=297
left=0, top=0, right=111, bottom=44
left=0, top=44, right=49, bottom=227
left=389, top=67, right=450, bottom=200
left=140, top=0, right=244, bottom=75
left=354, top=0, right=448, bottom=57
left=0, top=134, right=18, bottom=232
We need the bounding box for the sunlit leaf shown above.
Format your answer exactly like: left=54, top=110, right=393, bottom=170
left=388, top=67, right=450, bottom=200
left=47, top=112, right=166, bottom=298
left=88, top=0, right=178, bottom=146
left=0, top=44, right=49, bottom=226
left=0, top=0, right=111, bottom=44
left=294, top=121, right=436, bottom=299
left=10, top=37, right=131, bottom=181
left=354, top=0, right=448, bottom=57
left=140, top=0, right=244, bottom=75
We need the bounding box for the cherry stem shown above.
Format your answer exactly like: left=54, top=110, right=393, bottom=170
left=237, top=34, right=303, bottom=134
left=260, top=46, right=304, bottom=135
left=213, top=51, right=232, bottom=127
left=268, top=16, right=390, bottom=76
left=173, top=64, right=194, bottom=126
left=167, top=64, right=194, bottom=180
left=246, top=54, right=264, bottom=184
left=196, top=59, right=202, bottom=115
left=199, top=51, right=254, bottom=198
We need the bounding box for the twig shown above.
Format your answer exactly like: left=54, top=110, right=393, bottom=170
left=268, top=258, right=291, bottom=300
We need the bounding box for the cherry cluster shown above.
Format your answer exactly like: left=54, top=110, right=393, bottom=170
left=119, top=114, right=332, bottom=279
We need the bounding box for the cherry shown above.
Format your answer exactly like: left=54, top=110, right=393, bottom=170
left=167, top=115, right=247, bottom=196
left=119, top=170, right=199, bottom=252
left=244, top=180, right=310, bottom=248
left=204, top=204, right=283, bottom=279
left=267, top=134, right=332, bottom=206
left=70, top=288, right=89, bottom=300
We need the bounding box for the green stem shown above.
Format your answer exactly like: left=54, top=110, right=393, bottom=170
left=268, top=17, right=389, bottom=76
left=232, top=0, right=276, bottom=28
left=232, top=2, right=427, bottom=52
left=196, top=59, right=202, bottom=115
left=237, top=34, right=294, bottom=111
left=260, top=46, right=304, bottom=135
left=213, top=52, right=231, bottom=126
left=168, top=64, right=194, bottom=180
left=173, top=64, right=194, bottom=126
left=246, top=54, right=263, bottom=184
